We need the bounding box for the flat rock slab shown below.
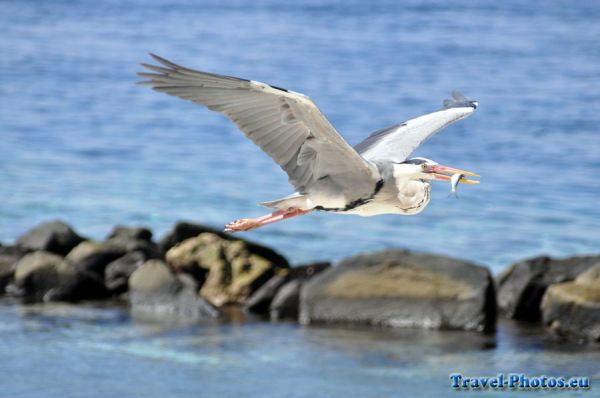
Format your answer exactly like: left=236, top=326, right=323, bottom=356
left=300, top=250, right=495, bottom=332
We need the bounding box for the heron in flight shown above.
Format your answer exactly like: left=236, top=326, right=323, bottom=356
left=138, top=54, right=480, bottom=233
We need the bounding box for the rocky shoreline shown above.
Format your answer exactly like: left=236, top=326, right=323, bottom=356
left=1, top=220, right=599, bottom=343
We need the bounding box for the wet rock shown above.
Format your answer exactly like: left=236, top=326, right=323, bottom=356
left=11, top=251, right=70, bottom=299
left=158, top=221, right=230, bottom=253
left=9, top=251, right=107, bottom=302
left=105, top=251, right=151, bottom=294
left=497, top=255, right=600, bottom=321
left=541, top=263, right=600, bottom=342
left=105, top=225, right=161, bottom=258
left=300, top=250, right=496, bottom=332
left=244, top=273, right=288, bottom=315
left=128, top=259, right=220, bottom=320
left=0, top=245, right=27, bottom=294
left=159, top=221, right=289, bottom=266
left=166, top=233, right=288, bottom=306
left=106, top=236, right=161, bottom=259
left=43, top=272, right=109, bottom=302
left=107, top=225, right=153, bottom=242
left=270, top=279, right=302, bottom=321
left=288, top=262, right=331, bottom=279
left=66, top=241, right=126, bottom=277
left=245, top=262, right=331, bottom=315
left=16, top=220, right=85, bottom=255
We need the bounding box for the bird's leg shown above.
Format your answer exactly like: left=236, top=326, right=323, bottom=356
left=224, top=208, right=310, bottom=233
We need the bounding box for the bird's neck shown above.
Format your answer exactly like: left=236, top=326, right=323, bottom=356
left=394, top=179, right=431, bottom=214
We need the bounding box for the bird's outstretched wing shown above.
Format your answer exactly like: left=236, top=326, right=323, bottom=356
left=354, top=91, right=478, bottom=163
left=138, top=54, right=377, bottom=194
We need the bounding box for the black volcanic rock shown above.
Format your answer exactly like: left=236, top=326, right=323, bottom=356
left=105, top=251, right=153, bottom=294
left=16, top=220, right=85, bottom=256
left=105, top=225, right=161, bottom=258
left=9, top=251, right=108, bottom=302
left=65, top=241, right=126, bottom=277
left=107, top=225, right=153, bottom=242
left=270, top=279, right=302, bottom=321
left=497, top=255, right=600, bottom=321
left=245, top=262, right=331, bottom=316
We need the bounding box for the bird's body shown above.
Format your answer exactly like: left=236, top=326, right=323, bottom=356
left=138, top=54, right=480, bottom=232
left=272, top=162, right=431, bottom=217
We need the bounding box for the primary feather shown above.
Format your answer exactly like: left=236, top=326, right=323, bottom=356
left=355, top=91, right=478, bottom=163
left=138, top=54, right=378, bottom=201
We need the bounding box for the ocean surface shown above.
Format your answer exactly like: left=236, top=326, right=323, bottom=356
left=1, top=300, right=598, bottom=398
left=1, top=0, right=599, bottom=397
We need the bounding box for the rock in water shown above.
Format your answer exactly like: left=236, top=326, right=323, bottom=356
left=105, top=225, right=161, bottom=258
left=11, top=251, right=69, bottom=298
left=107, top=225, right=153, bottom=242
left=244, top=261, right=330, bottom=317
left=105, top=251, right=152, bottom=294
left=300, top=250, right=495, bottom=332
left=158, top=221, right=229, bottom=253
left=270, top=279, right=302, bottom=321
left=541, top=263, right=600, bottom=341
left=9, top=251, right=107, bottom=302
left=128, top=259, right=220, bottom=320
left=65, top=241, right=126, bottom=277
left=166, top=233, right=288, bottom=306
left=244, top=273, right=288, bottom=315
left=0, top=245, right=27, bottom=294
left=159, top=221, right=289, bottom=266
left=497, top=255, right=600, bottom=321
left=16, top=220, right=85, bottom=256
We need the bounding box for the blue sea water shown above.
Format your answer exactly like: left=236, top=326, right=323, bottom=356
left=1, top=300, right=599, bottom=398
left=1, top=0, right=599, bottom=270
left=1, top=1, right=600, bottom=397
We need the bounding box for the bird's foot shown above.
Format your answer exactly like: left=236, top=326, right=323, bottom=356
left=224, top=218, right=259, bottom=233
left=224, top=208, right=311, bottom=233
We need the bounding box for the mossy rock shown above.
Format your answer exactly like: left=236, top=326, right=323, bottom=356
left=166, top=233, right=286, bottom=306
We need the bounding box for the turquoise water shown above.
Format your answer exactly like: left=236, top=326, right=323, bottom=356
left=1, top=0, right=599, bottom=270
left=1, top=1, right=600, bottom=396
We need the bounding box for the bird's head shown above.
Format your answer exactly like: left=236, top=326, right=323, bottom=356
left=394, top=157, right=480, bottom=184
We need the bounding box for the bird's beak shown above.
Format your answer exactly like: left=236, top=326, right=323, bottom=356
left=426, top=164, right=480, bottom=184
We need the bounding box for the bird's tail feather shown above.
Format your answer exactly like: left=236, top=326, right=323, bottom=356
left=260, top=193, right=310, bottom=210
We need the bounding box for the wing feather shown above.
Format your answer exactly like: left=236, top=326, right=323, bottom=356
left=138, top=54, right=378, bottom=196
left=355, top=91, right=477, bottom=163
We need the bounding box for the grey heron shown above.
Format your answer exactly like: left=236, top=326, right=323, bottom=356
left=138, top=54, right=480, bottom=232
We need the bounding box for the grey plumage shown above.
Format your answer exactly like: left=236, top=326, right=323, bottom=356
left=355, top=91, right=478, bottom=163
left=138, top=54, right=478, bottom=223
left=138, top=54, right=378, bottom=204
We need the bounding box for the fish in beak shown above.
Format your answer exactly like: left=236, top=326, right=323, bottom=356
left=425, top=164, right=480, bottom=185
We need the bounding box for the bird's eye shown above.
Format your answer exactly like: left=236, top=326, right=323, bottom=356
left=421, top=164, right=428, bottom=171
